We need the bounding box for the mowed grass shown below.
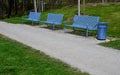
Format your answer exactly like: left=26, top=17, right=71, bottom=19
left=0, top=34, right=89, bottom=75
left=100, top=40, right=120, bottom=50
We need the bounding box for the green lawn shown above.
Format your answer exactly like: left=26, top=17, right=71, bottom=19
left=0, top=34, right=88, bottom=75
left=100, top=40, right=120, bottom=50
left=3, top=4, right=120, bottom=50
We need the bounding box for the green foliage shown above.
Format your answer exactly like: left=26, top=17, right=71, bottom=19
left=3, top=17, right=22, bottom=24
left=0, top=34, right=89, bottom=75
left=100, top=40, right=120, bottom=50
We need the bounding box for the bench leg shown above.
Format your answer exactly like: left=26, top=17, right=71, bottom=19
left=39, top=21, right=40, bottom=25
left=32, top=21, right=34, bottom=26
left=64, top=28, right=66, bottom=33
left=73, top=27, right=76, bottom=32
left=86, top=29, right=88, bottom=38
left=53, top=25, right=55, bottom=30
left=64, top=25, right=66, bottom=33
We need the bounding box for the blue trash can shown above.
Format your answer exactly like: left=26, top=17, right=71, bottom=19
left=97, top=22, right=108, bottom=40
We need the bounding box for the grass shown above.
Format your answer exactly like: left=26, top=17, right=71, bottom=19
left=0, top=34, right=89, bottom=75
left=100, top=40, right=120, bottom=50
left=3, top=4, right=120, bottom=49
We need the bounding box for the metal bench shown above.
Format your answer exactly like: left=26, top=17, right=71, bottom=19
left=64, top=15, right=100, bottom=37
left=41, top=13, right=64, bottom=30
left=22, top=12, right=41, bottom=25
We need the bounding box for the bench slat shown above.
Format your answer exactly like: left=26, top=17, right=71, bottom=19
left=41, top=13, right=64, bottom=30
left=64, top=15, right=100, bottom=37
left=22, top=12, right=41, bottom=25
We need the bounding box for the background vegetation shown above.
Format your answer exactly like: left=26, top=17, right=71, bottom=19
left=0, top=0, right=120, bottom=19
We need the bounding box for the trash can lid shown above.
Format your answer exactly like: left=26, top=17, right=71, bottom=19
left=98, top=25, right=107, bottom=28
left=98, top=22, right=109, bottom=25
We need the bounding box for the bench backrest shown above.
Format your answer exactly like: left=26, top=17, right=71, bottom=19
left=47, top=13, right=64, bottom=24
left=28, top=12, right=41, bottom=20
left=73, top=15, right=100, bottom=30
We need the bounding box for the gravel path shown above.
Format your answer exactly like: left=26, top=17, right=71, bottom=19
left=0, top=21, right=120, bottom=75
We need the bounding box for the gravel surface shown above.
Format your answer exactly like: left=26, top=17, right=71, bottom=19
left=0, top=21, right=120, bottom=75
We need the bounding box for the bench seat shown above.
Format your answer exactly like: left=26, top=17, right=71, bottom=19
left=64, top=15, right=100, bottom=37
left=22, top=12, right=41, bottom=25
left=41, top=13, right=64, bottom=30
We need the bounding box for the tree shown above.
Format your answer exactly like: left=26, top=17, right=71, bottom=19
left=78, top=0, right=80, bottom=15
left=8, top=0, right=13, bottom=18
left=0, top=0, right=3, bottom=19
left=34, top=0, right=37, bottom=12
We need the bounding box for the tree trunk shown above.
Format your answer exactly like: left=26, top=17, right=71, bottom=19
left=14, top=0, right=18, bottom=15
left=34, top=0, right=37, bottom=12
left=8, top=0, right=13, bottom=18
left=0, top=0, right=3, bottom=19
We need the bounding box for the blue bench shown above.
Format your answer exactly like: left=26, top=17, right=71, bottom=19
left=41, top=13, right=64, bottom=30
left=22, top=12, right=41, bottom=25
left=64, top=15, right=100, bottom=37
